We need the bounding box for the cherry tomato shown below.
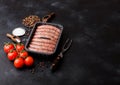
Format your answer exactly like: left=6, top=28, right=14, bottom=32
left=7, top=50, right=18, bottom=61
left=24, top=56, right=34, bottom=66
left=4, top=43, right=14, bottom=53
left=19, top=50, right=28, bottom=58
left=16, top=43, right=25, bottom=52
left=14, top=57, right=24, bottom=68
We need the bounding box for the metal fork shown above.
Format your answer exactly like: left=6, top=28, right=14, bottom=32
left=50, top=38, right=72, bottom=71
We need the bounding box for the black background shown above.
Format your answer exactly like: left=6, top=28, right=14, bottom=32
left=0, top=0, right=120, bottom=85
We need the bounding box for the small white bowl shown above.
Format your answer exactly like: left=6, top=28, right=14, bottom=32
left=12, top=27, right=26, bottom=36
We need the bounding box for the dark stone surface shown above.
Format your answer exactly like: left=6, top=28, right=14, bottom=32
left=0, top=0, right=120, bottom=85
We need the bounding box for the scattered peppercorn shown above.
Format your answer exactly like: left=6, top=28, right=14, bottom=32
left=22, top=15, right=40, bottom=28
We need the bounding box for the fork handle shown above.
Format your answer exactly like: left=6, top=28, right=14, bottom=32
left=50, top=55, right=62, bottom=71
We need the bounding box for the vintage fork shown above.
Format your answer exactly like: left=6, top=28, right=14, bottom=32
left=50, top=38, right=72, bottom=71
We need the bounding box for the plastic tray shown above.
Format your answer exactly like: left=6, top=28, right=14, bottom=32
left=25, top=22, right=63, bottom=56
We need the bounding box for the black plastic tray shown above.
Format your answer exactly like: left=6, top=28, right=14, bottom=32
left=25, top=22, right=63, bottom=56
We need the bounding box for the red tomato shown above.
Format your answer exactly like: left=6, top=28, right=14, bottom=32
left=16, top=43, right=25, bottom=52
left=7, top=50, right=18, bottom=61
left=24, top=56, right=34, bottom=66
left=4, top=43, right=14, bottom=53
left=19, top=50, right=28, bottom=58
left=14, top=57, right=24, bottom=68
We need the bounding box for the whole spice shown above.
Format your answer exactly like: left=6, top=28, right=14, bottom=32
left=29, top=61, right=51, bottom=74
left=22, top=12, right=55, bottom=28
left=22, top=15, right=40, bottom=28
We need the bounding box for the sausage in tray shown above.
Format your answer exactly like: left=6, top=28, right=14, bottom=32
left=25, top=22, right=63, bottom=55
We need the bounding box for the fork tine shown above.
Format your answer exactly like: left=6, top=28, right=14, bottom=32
left=62, top=38, right=72, bottom=52
left=62, top=38, right=69, bottom=48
